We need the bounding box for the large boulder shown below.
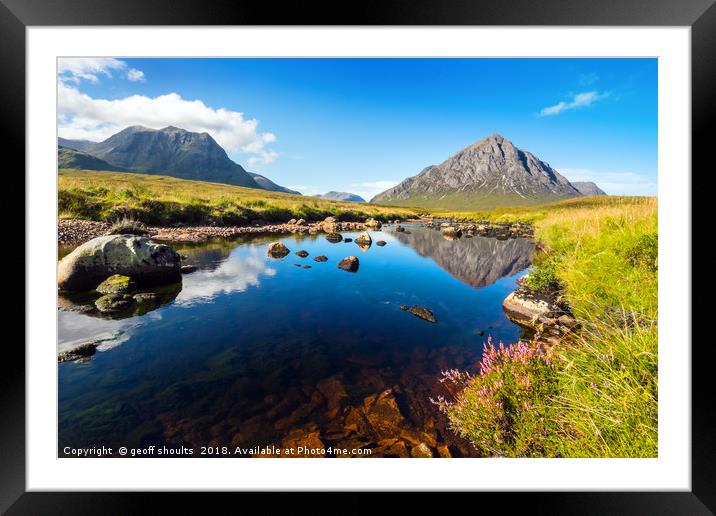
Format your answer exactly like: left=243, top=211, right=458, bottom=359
left=58, top=235, right=181, bottom=291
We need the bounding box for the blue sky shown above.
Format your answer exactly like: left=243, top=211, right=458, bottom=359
left=58, top=58, right=657, bottom=198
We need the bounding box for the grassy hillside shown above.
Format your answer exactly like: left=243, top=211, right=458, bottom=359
left=437, top=195, right=658, bottom=457
left=373, top=190, right=579, bottom=211
left=59, top=147, right=126, bottom=172
left=59, top=169, right=419, bottom=225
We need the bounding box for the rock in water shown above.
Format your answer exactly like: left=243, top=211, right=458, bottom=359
left=365, top=218, right=382, bottom=229
left=376, top=241, right=387, bottom=247
left=267, top=242, right=290, bottom=258
left=407, top=306, right=437, bottom=323
left=295, top=250, right=309, bottom=258
left=325, top=233, right=343, bottom=243
left=96, top=274, right=137, bottom=295
left=354, top=232, right=372, bottom=246
left=95, top=293, right=134, bottom=313
left=314, top=255, right=328, bottom=262
left=337, top=256, right=360, bottom=272
left=395, top=225, right=406, bottom=232
left=441, top=226, right=462, bottom=238
left=410, top=442, right=433, bottom=458
left=58, top=235, right=181, bottom=291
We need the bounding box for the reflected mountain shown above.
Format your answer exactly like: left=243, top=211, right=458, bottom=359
left=394, top=229, right=534, bottom=289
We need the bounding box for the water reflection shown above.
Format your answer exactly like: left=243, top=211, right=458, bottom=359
left=175, top=246, right=276, bottom=306
left=394, top=228, right=534, bottom=289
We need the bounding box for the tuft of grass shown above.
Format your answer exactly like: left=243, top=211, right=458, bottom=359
left=108, top=215, right=148, bottom=236
left=59, top=169, right=419, bottom=225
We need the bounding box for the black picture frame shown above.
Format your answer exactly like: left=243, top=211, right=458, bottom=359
left=3, top=0, right=712, bottom=512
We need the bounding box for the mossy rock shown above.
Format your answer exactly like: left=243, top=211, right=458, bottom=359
left=95, top=293, right=134, bottom=313
left=96, top=274, right=137, bottom=294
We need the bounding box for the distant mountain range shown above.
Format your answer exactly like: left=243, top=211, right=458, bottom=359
left=58, top=126, right=299, bottom=194
left=571, top=181, right=607, bottom=196
left=314, top=191, right=366, bottom=203
left=371, top=134, right=605, bottom=210
left=59, top=127, right=607, bottom=209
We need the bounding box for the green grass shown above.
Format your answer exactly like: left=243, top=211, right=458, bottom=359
left=59, top=169, right=419, bottom=225
left=441, top=196, right=658, bottom=457
left=376, top=191, right=573, bottom=211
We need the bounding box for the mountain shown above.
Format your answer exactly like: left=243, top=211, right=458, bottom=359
left=371, top=134, right=582, bottom=210
left=571, top=181, right=607, bottom=196
left=314, top=191, right=366, bottom=203
left=58, top=126, right=297, bottom=193
left=249, top=173, right=301, bottom=194
left=58, top=146, right=127, bottom=172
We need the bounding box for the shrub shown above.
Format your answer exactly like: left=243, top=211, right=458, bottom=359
left=433, top=338, right=559, bottom=457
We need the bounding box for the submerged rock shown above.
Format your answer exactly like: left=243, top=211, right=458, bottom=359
left=405, top=306, right=437, bottom=323
left=376, top=241, right=387, bottom=247
left=267, top=242, right=290, bottom=258
left=96, top=274, right=136, bottom=295
left=410, top=442, right=433, bottom=458
left=58, top=235, right=181, bottom=291
left=337, top=256, right=360, bottom=272
left=314, top=255, right=328, bottom=262
left=95, top=293, right=134, bottom=313
left=295, top=250, right=309, bottom=258
left=395, top=225, right=406, bottom=233
left=344, top=238, right=353, bottom=243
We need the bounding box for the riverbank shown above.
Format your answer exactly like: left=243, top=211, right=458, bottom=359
left=436, top=196, right=658, bottom=458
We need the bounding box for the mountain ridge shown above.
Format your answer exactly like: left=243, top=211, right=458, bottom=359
left=58, top=126, right=297, bottom=194
left=314, top=191, right=366, bottom=203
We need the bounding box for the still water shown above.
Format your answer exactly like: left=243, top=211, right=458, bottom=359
left=58, top=224, right=534, bottom=457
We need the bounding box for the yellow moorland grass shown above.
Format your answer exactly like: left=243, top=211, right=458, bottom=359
left=58, top=168, right=419, bottom=225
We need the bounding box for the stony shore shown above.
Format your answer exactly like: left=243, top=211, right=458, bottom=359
left=59, top=219, right=374, bottom=245
left=59, top=217, right=534, bottom=246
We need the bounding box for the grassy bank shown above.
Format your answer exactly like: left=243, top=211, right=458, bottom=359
left=59, top=169, right=418, bottom=225
left=438, top=196, right=658, bottom=457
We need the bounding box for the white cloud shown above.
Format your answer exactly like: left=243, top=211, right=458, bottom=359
left=127, top=68, right=145, bottom=82
left=539, top=91, right=607, bottom=117
left=58, top=57, right=128, bottom=84
left=559, top=167, right=657, bottom=196
left=57, top=82, right=278, bottom=165
left=349, top=180, right=401, bottom=201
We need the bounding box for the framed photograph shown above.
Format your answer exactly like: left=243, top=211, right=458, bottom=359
left=5, top=0, right=712, bottom=511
